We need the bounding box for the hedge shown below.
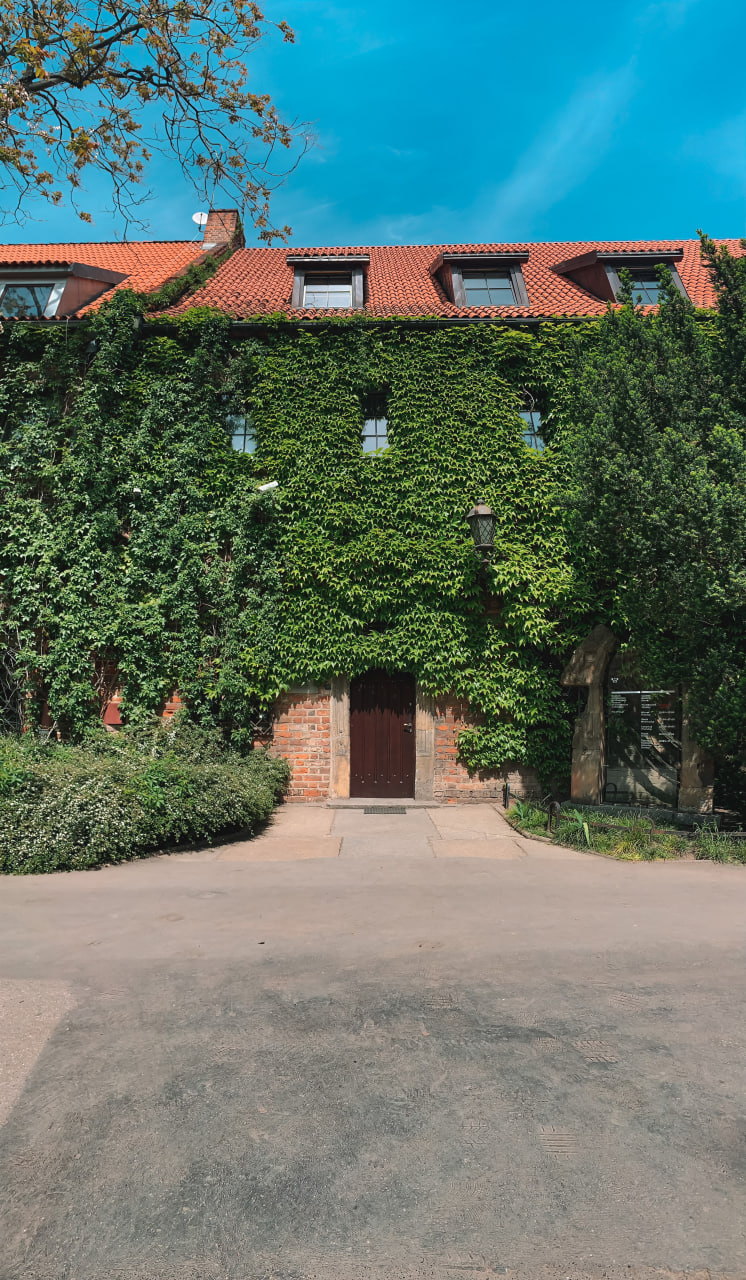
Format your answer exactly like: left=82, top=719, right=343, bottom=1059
left=0, top=718, right=289, bottom=873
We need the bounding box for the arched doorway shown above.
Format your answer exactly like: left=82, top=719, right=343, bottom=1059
left=349, top=670, right=416, bottom=798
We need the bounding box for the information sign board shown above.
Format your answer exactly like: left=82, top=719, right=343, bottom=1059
left=605, top=686, right=680, bottom=807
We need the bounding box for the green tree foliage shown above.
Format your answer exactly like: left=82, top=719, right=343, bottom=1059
left=558, top=243, right=746, bottom=807
left=0, top=300, right=584, bottom=785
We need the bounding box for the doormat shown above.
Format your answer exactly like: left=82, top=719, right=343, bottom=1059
left=364, top=806, right=407, bottom=815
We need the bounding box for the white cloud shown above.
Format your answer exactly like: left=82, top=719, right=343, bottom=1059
left=489, top=63, right=637, bottom=236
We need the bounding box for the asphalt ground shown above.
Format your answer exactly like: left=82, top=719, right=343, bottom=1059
left=0, top=804, right=744, bottom=1280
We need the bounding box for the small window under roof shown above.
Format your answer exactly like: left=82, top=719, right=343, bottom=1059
left=432, top=252, right=530, bottom=309
left=625, top=271, right=664, bottom=305
left=288, top=254, right=369, bottom=310
left=552, top=249, right=687, bottom=304
left=463, top=272, right=517, bottom=306
left=303, top=273, right=353, bottom=309
left=0, top=283, right=58, bottom=319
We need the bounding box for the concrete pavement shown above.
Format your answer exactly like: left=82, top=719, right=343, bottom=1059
left=0, top=803, right=744, bottom=1280
left=195, top=800, right=585, bottom=862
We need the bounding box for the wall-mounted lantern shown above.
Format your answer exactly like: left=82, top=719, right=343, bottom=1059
left=466, top=500, right=496, bottom=559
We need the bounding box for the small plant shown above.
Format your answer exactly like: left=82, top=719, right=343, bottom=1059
left=694, top=827, right=746, bottom=864
left=564, top=808, right=591, bottom=847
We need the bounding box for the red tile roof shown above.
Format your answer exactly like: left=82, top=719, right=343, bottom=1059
left=0, top=239, right=208, bottom=313
left=0, top=235, right=741, bottom=320
left=162, top=237, right=744, bottom=320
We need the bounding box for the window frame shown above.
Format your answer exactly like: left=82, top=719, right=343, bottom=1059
left=605, top=267, right=669, bottom=305
left=518, top=405, right=545, bottom=452
left=361, top=390, right=390, bottom=454
left=226, top=412, right=256, bottom=455
left=552, top=249, right=688, bottom=303
left=434, top=252, right=530, bottom=309
left=0, top=279, right=66, bottom=319
left=461, top=270, right=519, bottom=308
left=0, top=262, right=128, bottom=320
left=288, top=254, right=369, bottom=310
left=302, top=272, right=354, bottom=310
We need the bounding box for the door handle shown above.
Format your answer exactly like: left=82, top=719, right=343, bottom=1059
left=403, top=722, right=413, bottom=733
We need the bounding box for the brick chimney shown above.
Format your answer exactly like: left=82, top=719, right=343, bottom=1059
left=202, top=208, right=242, bottom=249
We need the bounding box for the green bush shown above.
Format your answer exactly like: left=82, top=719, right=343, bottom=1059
left=0, top=719, right=290, bottom=874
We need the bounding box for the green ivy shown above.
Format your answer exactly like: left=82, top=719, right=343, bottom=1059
left=0, top=293, right=593, bottom=784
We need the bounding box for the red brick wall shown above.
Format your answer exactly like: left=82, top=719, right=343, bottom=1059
left=162, top=692, right=184, bottom=720
left=433, top=695, right=540, bottom=804
left=269, top=684, right=332, bottom=802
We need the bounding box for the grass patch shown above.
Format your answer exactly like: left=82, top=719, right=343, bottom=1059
left=505, top=801, right=746, bottom=863
left=0, top=718, right=290, bottom=874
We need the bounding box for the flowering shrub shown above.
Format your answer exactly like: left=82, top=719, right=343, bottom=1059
left=0, top=720, right=289, bottom=873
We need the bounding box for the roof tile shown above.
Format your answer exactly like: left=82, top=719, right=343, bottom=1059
left=0, top=239, right=207, bottom=314
left=162, top=238, right=744, bottom=320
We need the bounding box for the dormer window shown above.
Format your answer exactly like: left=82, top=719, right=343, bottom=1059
left=432, top=252, right=530, bottom=309
left=463, top=272, right=517, bottom=306
left=0, top=262, right=126, bottom=320
left=303, top=273, right=353, bottom=309
left=288, top=254, right=368, bottom=310
left=552, top=249, right=688, bottom=304
left=0, top=282, right=62, bottom=319
left=625, top=271, right=664, bottom=305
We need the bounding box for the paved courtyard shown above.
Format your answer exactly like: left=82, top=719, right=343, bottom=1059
left=1, top=803, right=744, bottom=1280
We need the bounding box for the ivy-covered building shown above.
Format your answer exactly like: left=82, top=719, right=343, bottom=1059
left=0, top=211, right=734, bottom=809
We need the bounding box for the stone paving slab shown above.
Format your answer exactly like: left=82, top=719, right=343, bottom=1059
left=216, top=837, right=341, bottom=860
left=339, top=835, right=435, bottom=858
left=432, top=837, right=527, bottom=859
left=264, top=805, right=336, bottom=837
left=332, top=808, right=438, bottom=837
left=429, top=803, right=512, bottom=840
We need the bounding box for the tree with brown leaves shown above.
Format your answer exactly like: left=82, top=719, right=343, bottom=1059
left=0, top=0, right=301, bottom=237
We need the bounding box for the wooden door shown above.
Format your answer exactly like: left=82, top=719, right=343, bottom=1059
left=349, top=671, right=416, bottom=798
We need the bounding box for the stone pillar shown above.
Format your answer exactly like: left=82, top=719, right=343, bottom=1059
left=561, top=625, right=618, bottom=805
left=415, top=690, right=435, bottom=799
left=329, top=677, right=350, bottom=799
left=679, top=694, right=715, bottom=813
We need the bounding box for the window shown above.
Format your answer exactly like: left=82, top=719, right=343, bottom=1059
left=432, top=252, right=530, bottom=308
left=626, top=271, right=663, bottom=305
left=289, top=254, right=368, bottom=310
left=552, top=249, right=688, bottom=304
left=362, top=392, right=389, bottom=453
left=463, top=272, right=516, bottom=307
left=0, top=283, right=56, bottom=319
left=519, top=408, right=544, bottom=452
left=303, top=273, right=353, bottom=309
left=227, top=413, right=256, bottom=454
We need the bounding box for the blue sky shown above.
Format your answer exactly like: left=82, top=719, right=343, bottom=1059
left=5, top=0, right=746, bottom=247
